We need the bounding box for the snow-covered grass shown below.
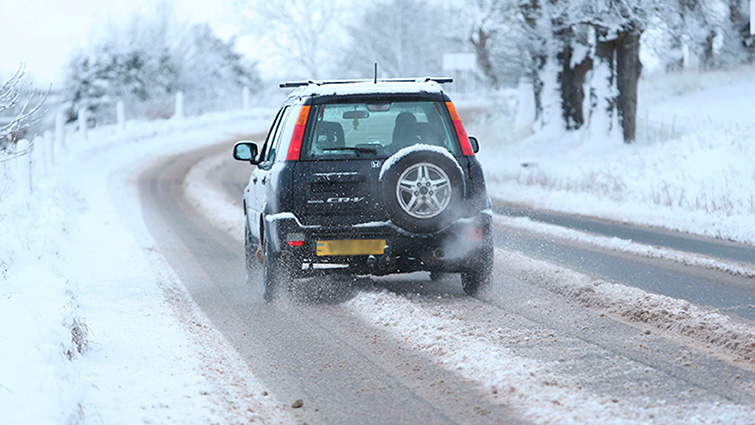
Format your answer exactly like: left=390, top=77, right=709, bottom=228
left=0, top=109, right=296, bottom=424
left=470, top=65, right=755, bottom=245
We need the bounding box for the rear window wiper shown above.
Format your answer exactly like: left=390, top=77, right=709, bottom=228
left=322, top=146, right=378, bottom=155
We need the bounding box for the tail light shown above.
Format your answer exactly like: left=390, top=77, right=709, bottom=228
left=285, top=105, right=311, bottom=161
left=468, top=227, right=484, bottom=241
left=445, top=102, right=474, bottom=156
left=286, top=233, right=305, bottom=247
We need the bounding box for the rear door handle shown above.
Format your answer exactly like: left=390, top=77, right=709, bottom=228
left=252, top=176, right=258, bottom=183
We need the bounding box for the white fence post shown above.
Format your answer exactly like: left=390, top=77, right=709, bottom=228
left=55, top=110, right=66, bottom=151
left=174, top=91, right=184, bottom=120
left=44, top=130, right=54, bottom=167
left=242, top=86, right=250, bottom=111
left=78, top=107, right=88, bottom=141
left=16, top=139, right=31, bottom=196
left=33, top=135, right=45, bottom=178
left=116, top=100, right=126, bottom=129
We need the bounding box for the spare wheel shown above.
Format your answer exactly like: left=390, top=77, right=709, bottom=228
left=380, top=147, right=465, bottom=233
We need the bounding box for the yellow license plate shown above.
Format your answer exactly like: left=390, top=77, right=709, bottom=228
left=316, top=239, right=386, bottom=256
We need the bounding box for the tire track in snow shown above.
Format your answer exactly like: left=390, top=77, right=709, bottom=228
left=343, top=288, right=755, bottom=424
left=492, top=248, right=755, bottom=367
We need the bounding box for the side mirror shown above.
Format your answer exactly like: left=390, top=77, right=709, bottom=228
left=468, top=135, right=480, bottom=154
left=233, top=141, right=260, bottom=164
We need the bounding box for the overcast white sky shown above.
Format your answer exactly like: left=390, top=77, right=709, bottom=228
left=0, top=0, right=243, bottom=86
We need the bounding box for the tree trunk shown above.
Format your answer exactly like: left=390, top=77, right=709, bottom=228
left=557, top=26, right=592, bottom=130
left=729, top=0, right=754, bottom=59
left=591, top=32, right=616, bottom=137
left=701, top=30, right=716, bottom=69
left=470, top=28, right=499, bottom=88
left=616, top=30, right=642, bottom=144
left=666, top=33, right=684, bottom=72
left=520, top=0, right=548, bottom=123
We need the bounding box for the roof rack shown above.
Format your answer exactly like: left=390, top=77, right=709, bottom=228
left=279, top=77, right=453, bottom=89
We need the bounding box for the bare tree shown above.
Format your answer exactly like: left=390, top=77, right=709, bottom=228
left=0, top=66, right=46, bottom=153
left=234, top=0, right=348, bottom=79
left=457, top=0, right=525, bottom=88
left=343, top=0, right=451, bottom=78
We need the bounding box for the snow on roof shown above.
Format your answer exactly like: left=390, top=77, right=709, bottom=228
left=288, top=81, right=446, bottom=98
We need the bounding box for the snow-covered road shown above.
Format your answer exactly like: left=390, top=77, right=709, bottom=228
left=146, top=140, right=755, bottom=424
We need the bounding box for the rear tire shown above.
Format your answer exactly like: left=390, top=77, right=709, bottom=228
left=262, top=236, right=291, bottom=302
left=461, top=245, right=493, bottom=296
left=244, top=219, right=256, bottom=275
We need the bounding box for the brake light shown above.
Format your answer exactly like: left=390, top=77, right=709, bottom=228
left=445, top=102, right=474, bottom=156
left=286, top=105, right=311, bottom=161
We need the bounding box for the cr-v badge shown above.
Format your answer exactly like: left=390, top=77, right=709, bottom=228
left=307, top=197, right=365, bottom=204
left=327, top=197, right=364, bottom=203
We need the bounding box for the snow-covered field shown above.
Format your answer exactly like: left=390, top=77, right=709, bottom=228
left=470, top=65, right=755, bottom=246
left=0, top=111, right=296, bottom=424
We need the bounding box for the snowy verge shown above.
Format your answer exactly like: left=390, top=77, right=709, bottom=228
left=344, top=289, right=753, bottom=424
left=494, top=215, right=755, bottom=278
left=494, top=248, right=755, bottom=366
left=471, top=65, right=755, bottom=246
left=0, top=264, right=86, bottom=425
left=0, top=109, right=295, bottom=424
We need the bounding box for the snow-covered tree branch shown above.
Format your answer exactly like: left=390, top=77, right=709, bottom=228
left=0, top=65, right=47, bottom=153
left=234, top=0, right=348, bottom=79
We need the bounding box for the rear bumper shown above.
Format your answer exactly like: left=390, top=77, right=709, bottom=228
left=264, top=211, right=493, bottom=276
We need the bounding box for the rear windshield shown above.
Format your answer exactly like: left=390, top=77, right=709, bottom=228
left=301, top=101, right=459, bottom=160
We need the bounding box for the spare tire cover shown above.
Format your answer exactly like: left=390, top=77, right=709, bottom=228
left=380, top=147, right=465, bottom=233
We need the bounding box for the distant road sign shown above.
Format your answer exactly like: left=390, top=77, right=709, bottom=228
left=443, top=53, right=476, bottom=71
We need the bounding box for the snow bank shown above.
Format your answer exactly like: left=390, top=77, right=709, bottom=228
left=345, top=289, right=754, bottom=424
left=0, top=265, right=86, bottom=424
left=495, top=248, right=755, bottom=364
left=0, top=169, right=89, bottom=424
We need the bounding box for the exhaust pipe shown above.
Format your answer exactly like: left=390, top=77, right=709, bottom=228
left=433, top=248, right=445, bottom=259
